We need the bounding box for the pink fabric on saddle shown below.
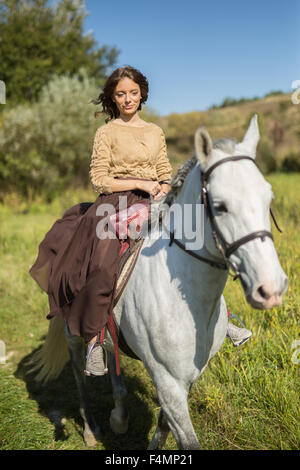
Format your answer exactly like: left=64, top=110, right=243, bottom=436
left=108, top=200, right=150, bottom=240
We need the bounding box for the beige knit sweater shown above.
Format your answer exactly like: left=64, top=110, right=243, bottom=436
left=89, top=120, right=173, bottom=194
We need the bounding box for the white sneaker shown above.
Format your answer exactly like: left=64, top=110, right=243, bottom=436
left=227, top=322, right=252, bottom=347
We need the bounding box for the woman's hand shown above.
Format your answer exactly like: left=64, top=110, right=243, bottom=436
left=153, top=183, right=170, bottom=200
left=153, top=190, right=164, bottom=200
left=137, top=180, right=162, bottom=198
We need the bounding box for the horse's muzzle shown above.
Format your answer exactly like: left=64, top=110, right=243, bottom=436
left=245, top=276, right=289, bottom=310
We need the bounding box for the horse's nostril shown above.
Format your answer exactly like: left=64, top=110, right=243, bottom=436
left=257, top=285, right=270, bottom=300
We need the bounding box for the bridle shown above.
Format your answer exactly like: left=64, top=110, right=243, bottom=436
left=167, top=155, right=282, bottom=280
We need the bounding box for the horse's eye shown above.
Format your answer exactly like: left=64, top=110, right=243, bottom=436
left=214, top=202, right=228, bottom=213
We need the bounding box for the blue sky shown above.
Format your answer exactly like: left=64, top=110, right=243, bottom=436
left=84, top=0, right=300, bottom=116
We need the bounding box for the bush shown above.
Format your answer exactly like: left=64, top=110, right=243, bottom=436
left=215, top=95, right=260, bottom=108
left=281, top=153, right=300, bottom=172
left=264, top=90, right=284, bottom=97
left=279, top=101, right=290, bottom=113
left=0, top=68, right=101, bottom=200
left=256, top=137, right=278, bottom=174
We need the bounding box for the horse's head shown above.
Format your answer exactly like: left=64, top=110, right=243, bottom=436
left=194, top=115, right=288, bottom=309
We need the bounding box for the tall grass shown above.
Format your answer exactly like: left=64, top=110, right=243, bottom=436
left=0, top=175, right=299, bottom=450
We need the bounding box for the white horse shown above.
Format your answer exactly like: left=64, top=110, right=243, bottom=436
left=32, top=115, right=288, bottom=449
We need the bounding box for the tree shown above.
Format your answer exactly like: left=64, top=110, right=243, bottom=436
left=0, top=0, right=120, bottom=105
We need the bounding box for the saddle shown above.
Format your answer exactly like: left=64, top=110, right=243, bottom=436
left=100, top=200, right=151, bottom=373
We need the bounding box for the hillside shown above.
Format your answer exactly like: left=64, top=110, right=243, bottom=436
left=153, top=93, right=299, bottom=174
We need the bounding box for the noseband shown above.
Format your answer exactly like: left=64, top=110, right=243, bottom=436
left=168, top=155, right=282, bottom=279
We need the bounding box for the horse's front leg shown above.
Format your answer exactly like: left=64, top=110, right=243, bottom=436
left=150, top=371, right=200, bottom=450
left=107, top=351, right=129, bottom=434
left=64, top=323, right=101, bottom=446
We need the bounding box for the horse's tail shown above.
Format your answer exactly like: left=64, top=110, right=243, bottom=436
left=30, top=317, right=70, bottom=383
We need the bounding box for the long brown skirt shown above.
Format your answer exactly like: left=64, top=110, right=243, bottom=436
left=29, top=188, right=150, bottom=343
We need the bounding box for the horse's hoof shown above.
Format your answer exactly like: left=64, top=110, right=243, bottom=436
left=84, top=427, right=101, bottom=447
left=84, top=432, right=97, bottom=447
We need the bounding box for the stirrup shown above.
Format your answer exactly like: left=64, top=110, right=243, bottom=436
left=227, top=311, right=246, bottom=328
left=84, top=333, right=108, bottom=377
left=227, top=312, right=252, bottom=347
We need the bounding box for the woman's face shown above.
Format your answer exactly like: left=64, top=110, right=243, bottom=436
left=112, top=77, right=142, bottom=117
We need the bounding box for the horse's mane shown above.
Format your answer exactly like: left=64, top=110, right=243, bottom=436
left=147, top=155, right=197, bottom=231
left=149, top=137, right=237, bottom=229
left=162, top=137, right=237, bottom=207
left=163, top=154, right=198, bottom=207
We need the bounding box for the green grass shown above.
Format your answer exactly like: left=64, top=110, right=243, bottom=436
left=0, top=176, right=299, bottom=450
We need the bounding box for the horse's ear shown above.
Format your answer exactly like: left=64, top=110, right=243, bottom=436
left=239, top=114, right=260, bottom=159
left=194, top=127, right=213, bottom=170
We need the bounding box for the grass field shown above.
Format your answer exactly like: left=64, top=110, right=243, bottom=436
left=0, top=173, right=299, bottom=450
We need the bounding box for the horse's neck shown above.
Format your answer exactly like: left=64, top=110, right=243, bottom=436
left=165, top=239, right=227, bottom=324
left=169, top=163, right=222, bottom=267
left=161, top=167, right=228, bottom=319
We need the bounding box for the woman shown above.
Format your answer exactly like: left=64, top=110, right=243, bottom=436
left=29, top=65, right=251, bottom=377
left=29, top=65, right=173, bottom=376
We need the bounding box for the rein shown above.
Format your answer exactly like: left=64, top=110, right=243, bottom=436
left=167, top=155, right=282, bottom=280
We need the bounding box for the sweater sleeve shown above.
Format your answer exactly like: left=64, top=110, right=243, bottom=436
left=89, top=126, right=114, bottom=194
left=156, top=127, right=173, bottom=183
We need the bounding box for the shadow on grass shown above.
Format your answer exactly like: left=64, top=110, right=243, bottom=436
left=14, top=345, right=156, bottom=450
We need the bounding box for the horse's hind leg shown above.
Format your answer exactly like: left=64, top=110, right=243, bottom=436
left=148, top=408, right=170, bottom=450
left=64, top=323, right=101, bottom=446
left=107, top=351, right=129, bottom=434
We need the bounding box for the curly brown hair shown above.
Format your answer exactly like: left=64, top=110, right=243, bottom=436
left=90, top=65, right=149, bottom=123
